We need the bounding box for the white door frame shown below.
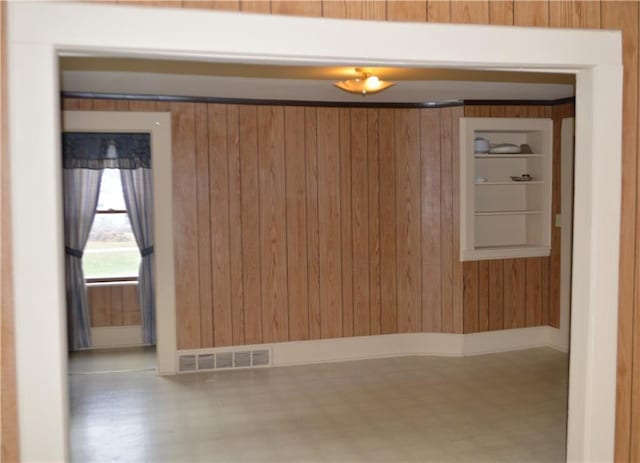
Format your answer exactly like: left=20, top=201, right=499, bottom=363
left=62, top=110, right=175, bottom=375
left=8, top=3, right=622, bottom=462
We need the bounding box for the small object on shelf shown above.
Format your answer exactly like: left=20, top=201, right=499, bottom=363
left=489, top=143, right=521, bottom=154
left=520, top=144, right=533, bottom=154
left=510, top=174, right=533, bottom=182
left=474, top=176, right=488, bottom=183
left=474, top=137, right=490, bottom=153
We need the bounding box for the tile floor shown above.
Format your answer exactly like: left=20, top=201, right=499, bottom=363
left=69, top=347, right=568, bottom=462
left=69, top=346, right=156, bottom=374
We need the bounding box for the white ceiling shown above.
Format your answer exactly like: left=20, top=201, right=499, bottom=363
left=60, top=59, right=575, bottom=104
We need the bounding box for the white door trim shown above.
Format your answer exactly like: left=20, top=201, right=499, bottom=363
left=7, top=3, right=622, bottom=461
left=63, top=110, right=176, bottom=375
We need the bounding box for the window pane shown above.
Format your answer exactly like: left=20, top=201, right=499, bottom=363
left=97, top=168, right=126, bottom=211
left=83, top=212, right=140, bottom=279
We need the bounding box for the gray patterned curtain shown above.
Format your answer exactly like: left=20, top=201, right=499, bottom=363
left=63, top=132, right=152, bottom=350
left=120, top=168, right=156, bottom=345
left=63, top=169, right=103, bottom=350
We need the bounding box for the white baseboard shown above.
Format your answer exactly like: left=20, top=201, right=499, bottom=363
left=176, top=326, right=566, bottom=371
left=90, top=325, right=144, bottom=349
left=547, top=326, right=570, bottom=353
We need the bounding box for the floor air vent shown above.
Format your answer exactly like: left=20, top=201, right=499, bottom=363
left=198, top=354, right=215, bottom=370
left=252, top=349, right=269, bottom=366
left=216, top=352, right=233, bottom=369
left=234, top=351, right=251, bottom=367
left=179, top=354, right=197, bottom=372
left=178, top=348, right=271, bottom=373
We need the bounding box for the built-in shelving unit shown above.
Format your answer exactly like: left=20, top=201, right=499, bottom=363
left=460, top=117, right=553, bottom=261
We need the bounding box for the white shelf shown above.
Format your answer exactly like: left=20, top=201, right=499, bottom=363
left=460, top=117, right=553, bottom=261
left=475, top=210, right=543, bottom=216
left=474, top=154, right=545, bottom=159
left=463, top=245, right=551, bottom=261
left=475, top=181, right=544, bottom=185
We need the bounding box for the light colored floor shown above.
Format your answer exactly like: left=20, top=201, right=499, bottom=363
left=69, top=346, right=156, bottom=374
left=69, top=347, right=568, bottom=462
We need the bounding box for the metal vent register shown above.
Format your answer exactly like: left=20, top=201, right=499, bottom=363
left=178, top=348, right=271, bottom=373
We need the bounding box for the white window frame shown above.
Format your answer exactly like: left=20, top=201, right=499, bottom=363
left=8, top=3, right=622, bottom=462
left=84, top=169, right=139, bottom=282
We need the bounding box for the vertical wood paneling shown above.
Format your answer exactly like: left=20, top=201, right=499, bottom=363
left=525, top=258, right=543, bottom=327
left=463, top=261, right=479, bottom=333
left=440, top=107, right=454, bottom=333
left=478, top=261, right=490, bottom=332
left=122, top=285, right=141, bottom=325
left=322, top=0, right=386, bottom=20
left=387, top=1, right=426, bottom=22
left=504, top=259, right=526, bottom=328
left=514, top=1, right=548, bottom=27
left=451, top=1, right=489, bottom=24
left=257, top=106, right=289, bottom=343
left=91, top=99, right=117, bottom=111
left=284, top=106, right=309, bottom=341
left=489, top=1, right=513, bottom=25
left=600, top=3, right=640, bottom=460
left=128, top=100, right=156, bottom=112
left=352, top=109, right=370, bottom=336
left=87, top=284, right=141, bottom=327
left=226, top=105, right=245, bottom=345
left=89, top=286, right=110, bottom=327
left=378, top=109, right=397, bottom=334
left=317, top=108, right=342, bottom=339
left=368, top=109, right=381, bottom=334
left=271, top=1, right=322, bottom=17
left=171, top=102, right=201, bottom=349
left=451, top=106, right=465, bottom=334
left=305, top=107, right=321, bottom=340
left=182, top=1, right=240, bottom=11
left=421, top=108, right=442, bottom=332
left=240, top=1, right=270, bottom=13
left=195, top=103, right=213, bottom=346
left=110, top=285, right=123, bottom=325
left=238, top=106, right=263, bottom=345
left=427, top=1, right=450, bottom=23
left=118, top=0, right=181, bottom=7
left=395, top=109, right=422, bottom=332
left=67, top=99, right=564, bottom=352
left=63, top=98, right=93, bottom=110
left=488, top=260, right=505, bottom=331
left=549, top=0, right=601, bottom=29
left=339, top=109, right=354, bottom=338
left=209, top=104, right=233, bottom=347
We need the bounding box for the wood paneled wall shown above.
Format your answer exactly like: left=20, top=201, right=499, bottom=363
left=87, top=284, right=141, bottom=327
left=64, top=97, right=563, bottom=349
left=2, top=1, right=637, bottom=461
left=91, top=99, right=469, bottom=348
left=460, top=103, right=574, bottom=333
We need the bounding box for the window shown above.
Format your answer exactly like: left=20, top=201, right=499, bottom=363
left=83, top=169, right=140, bottom=281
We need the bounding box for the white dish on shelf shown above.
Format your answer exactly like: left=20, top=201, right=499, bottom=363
left=489, top=143, right=521, bottom=154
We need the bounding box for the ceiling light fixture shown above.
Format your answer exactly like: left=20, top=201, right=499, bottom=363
left=334, top=68, right=395, bottom=95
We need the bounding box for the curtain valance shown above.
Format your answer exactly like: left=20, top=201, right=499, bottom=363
left=63, top=132, right=151, bottom=169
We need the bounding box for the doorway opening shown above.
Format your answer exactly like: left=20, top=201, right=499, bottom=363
left=61, top=55, right=577, bottom=462
left=62, top=110, right=173, bottom=378
left=7, top=4, right=622, bottom=461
